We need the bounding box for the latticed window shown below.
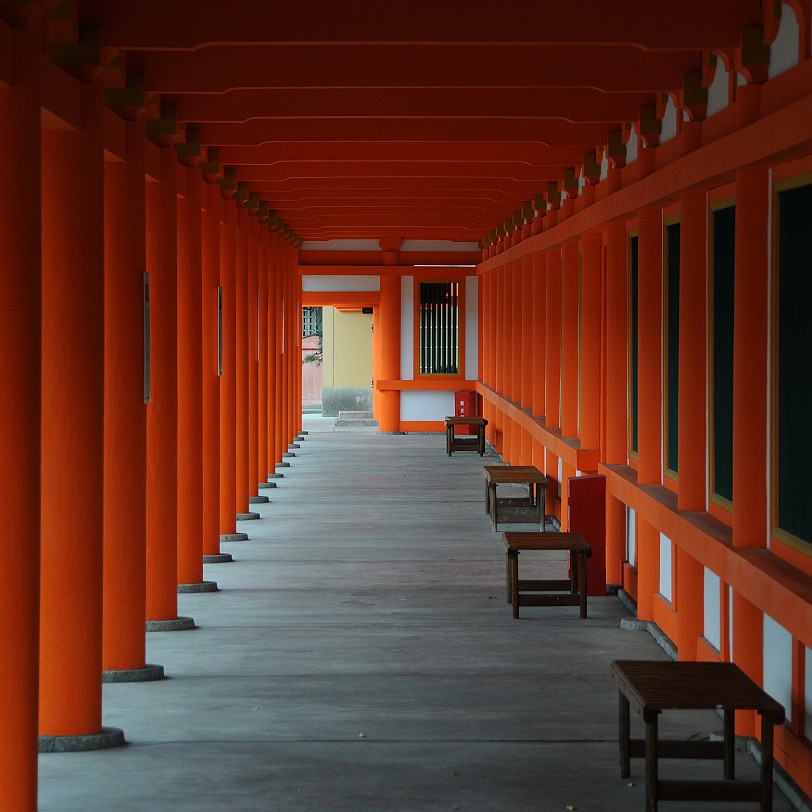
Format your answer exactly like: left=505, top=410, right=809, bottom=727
left=418, top=281, right=459, bottom=375
left=302, top=306, right=322, bottom=337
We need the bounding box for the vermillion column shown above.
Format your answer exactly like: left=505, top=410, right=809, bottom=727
left=1, top=28, right=41, bottom=808
left=494, top=267, right=505, bottom=394
left=40, top=80, right=121, bottom=747
left=145, top=149, right=186, bottom=626
left=636, top=208, right=663, bottom=620
left=273, top=239, right=286, bottom=469
left=201, top=184, right=225, bottom=557
left=733, top=169, right=769, bottom=547
left=580, top=233, right=602, bottom=451
left=678, top=190, right=708, bottom=510
left=176, top=171, right=210, bottom=587
left=545, top=248, right=562, bottom=428
left=278, top=248, right=290, bottom=453
left=267, top=240, right=280, bottom=472
left=234, top=208, right=251, bottom=516
left=378, top=274, right=401, bottom=432
left=480, top=271, right=490, bottom=385
left=248, top=216, right=260, bottom=497
left=511, top=261, right=522, bottom=405
left=256, top=225, right=269, bottom=489
left=103, top=120, right=159, bottom=673
left=637, top=208, right=663, bottom=483
left=531, top=251, right=547, bottom=418
left=604, top=221, right=628, bottom=584
left=561, top=241, right=580, bottom=438
left=219, top=200, right=239, bottom=538
left=520, top=256, right=533, bottom=411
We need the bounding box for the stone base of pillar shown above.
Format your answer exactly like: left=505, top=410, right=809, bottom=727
left=39, top=727, right=125, bottom=753
left=236, top=512, right=260, bottom=520
left=249, top=495, right=270, bottom=504
left=102, top=664, right=165, bottom=683
left=146, top=616, right=196, bottom=632
left=258, top=481, right=277, bottom=489
left=203, top=553, right=233, bottom=563
left=220, top=532, right=249, bottom=542
left=289, top=443, right=300, bottom=449
left=269, top=471, right=285, bottom=477
left=178, top=581, right=218, bottom=593
left=282, top=452, right=295, bottom=458
left=276, top=462, right=290, bottom=469
left=299, top=431, right=309, bottom=436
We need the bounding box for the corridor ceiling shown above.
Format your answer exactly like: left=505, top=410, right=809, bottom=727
left=74, top=1, right=762, bottom=242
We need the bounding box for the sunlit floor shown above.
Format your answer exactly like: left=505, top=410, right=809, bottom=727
left=38, top=419, right=800, bottom=811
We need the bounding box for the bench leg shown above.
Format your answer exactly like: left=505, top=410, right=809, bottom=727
left=619, top=692, right=631, bottom=778
left=644, top=709, right=660, bottom=812
left=579, top=551, right=588, bottom=619
left=723, top=708, right=735, bottom=780
left=760, top=713, right=775, bottom=812
left=509, top=550, right=519, bottom=618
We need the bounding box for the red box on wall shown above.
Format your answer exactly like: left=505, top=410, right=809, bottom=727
left=567, top=474, right=606, bottom=596
left=454, top=390, right=482, bottom=435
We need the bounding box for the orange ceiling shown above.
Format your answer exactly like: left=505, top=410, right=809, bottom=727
left=71, top=1, right=762, bottom=241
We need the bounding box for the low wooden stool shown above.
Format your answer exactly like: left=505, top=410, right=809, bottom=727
left=502, top=531, right=591, bottom=619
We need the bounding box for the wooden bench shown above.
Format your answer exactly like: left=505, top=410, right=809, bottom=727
left=482, top=465, right=548, bottom=531
left=610, top=660, right=785, bottom=812
left=502, top=531, right=591, bottom=619
left=444, top=415, right=488, bottom=456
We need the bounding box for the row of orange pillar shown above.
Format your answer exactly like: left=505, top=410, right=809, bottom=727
left=1, top=44, right=301, bottom=810
left=477, top=171, right=778, bottom=736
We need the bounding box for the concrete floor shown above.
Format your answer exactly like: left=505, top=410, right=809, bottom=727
left=38, top=418, right=800, bottom=811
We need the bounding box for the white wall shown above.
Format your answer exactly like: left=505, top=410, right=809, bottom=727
left=400, top=276, right=414, bottom=379
left=703, top=568, right=721, bottom=651
left=302, top=275, right=380, bottom=292
left=465, top=275, right=478, bottom=380
left=401, top=390, right=455, bottom=421
left=763, top=614, right=793, bottom=722
left=659, top=533, right=673, bottom=601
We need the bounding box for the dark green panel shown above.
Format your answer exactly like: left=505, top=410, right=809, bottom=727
left=712, top=206, right=735, bottom=502
left=777, top=184, right=812, bottom=544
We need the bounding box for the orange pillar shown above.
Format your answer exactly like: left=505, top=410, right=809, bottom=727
left=279, top=249, right=290, bottom=452
left=177, top=170, right=208, bottom=587
left=102, top=119, right=151, bottom=670
left=676, top=548, right=704, bottom=660
left=145, top=148, right=182, bottom=623
left=604, top=221, right=627, bottom=464
left=248, top=215, right=260, bottom=496
left=378, top=274, right=401, bottom=432
left=219, top=200, right=238, bottom=536
left=267, top=239, right=280, bottom=472
left=545, top=248, right=562, bottom=429
left=561, top=241, right=579, bottom=438
left=257, top=225, right=269, bottom=488
left=520, top=256, right=533, bottom=411
left=40, top=81, right=114, bottom=744
left=636, top=518, right=659, bottom=621
left=273, top=238, right=286, bottom=469
left=678, top=190, right=707, bottom=510
left=494, top=267, right=505, bottom=394
left=531, top=251, right=547, bottom=418
left=733, top=169, right=769, bottom=548
left=1, top=27, right=41, bottom=808
left=477, top=272, right=485, bottom=384
left=637, top=208, right=663, bottom=484
left=511, top=260, right=523, bottom=405
left=201, top=184, right=225, bottom=557
left=481, top=271, right=490, bottom=386
left=580, top=233, right=602, bottom=453
left=235, top=208, right=250, bottom=514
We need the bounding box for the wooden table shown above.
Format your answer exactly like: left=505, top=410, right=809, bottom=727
left=502, top=532, right=591, bottom=619
left=482, top=465, right=548, bottom=530
left=444, top=415, right=488, bottom=456
left=610, top=660, right=785, bottom=812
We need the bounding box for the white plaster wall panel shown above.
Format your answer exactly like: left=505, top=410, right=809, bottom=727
left=806, top=646, right=812, bottom=736
left=600, top=150, right=609, bottom=182
left=401, top=390, right=454, bottom=421
left=626, top=125, right=638, bottom=164
left=769, top=3, right=800, bottom=78
left=659, top=533, right=673, bottom=602
left=402, top=239, right=479, bottom=253
left=660, top=96, right=677, bottom=144
left=401, top=276, right=414, bottom=380
left=703, top=567, right=721, bottom=650
left=728, top=585, right=734, bottom=661
left=626, top=506, right=636, bottom=566
left=302, top=275, right=380, bottom=292
left=465, top=276, right=478, bottom=380
left=763, top=614, right=793, bottom=722
left=707, top=58, right=730, bottom=116
left=557, top=457, right=563, bottom=486
left=300, top=239, right=381, bottom=252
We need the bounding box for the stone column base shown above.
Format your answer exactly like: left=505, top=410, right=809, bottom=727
left=178, top=581, right=218, bottom=593
left=249, top=495, right=270, bottom=504
left=103, top=664, right=165, bottom=683
left=146, top=616, right=196, bottom=632
left=39, top=726, right=125, bottom=753
left=203, top=553, right=233, bottom=563
left=220, top=532, right=249, bottom=542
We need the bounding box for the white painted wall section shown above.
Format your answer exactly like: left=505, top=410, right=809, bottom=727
left=659, top=533, right=673, bottom=601
left=703, top=568, right=721, bottom=651
left=401, top=390, right=455, bottom=421
left=769, top=3, right=800, bottom=78
left=626, top=507, right=636, bottom=566
left=400, top=276, right=414, bottom=380
left=302, top=275, right=380, bottom=292
left=707, top=58, right=730, bottom=117
left=763, top=614, right=793, bottom=722
left=465, top=276, right=478, bottom=380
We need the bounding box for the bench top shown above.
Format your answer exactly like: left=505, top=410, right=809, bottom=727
left=444, top=416, right=487, bottom=426
left=611, top=660, right=785, bottom=721
left=483, top=465, right=548, bottom=486
left=502, top=531, right=591, bottom=555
